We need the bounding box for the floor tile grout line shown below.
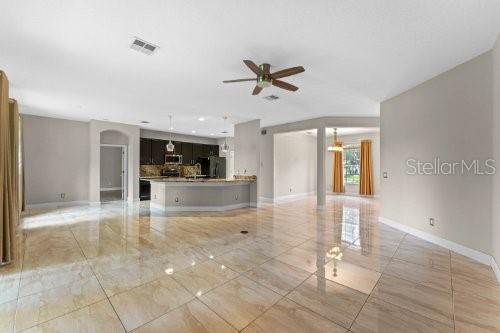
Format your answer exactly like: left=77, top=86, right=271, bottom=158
left=68, top=224, right=128, bottom=333
left=449, top=248, right=456, bottom=332
left=347, top=230, right=406, bottom=331
left=14, top=198, right=475, bottom=332
left=15, top=297, right=110, bottom=333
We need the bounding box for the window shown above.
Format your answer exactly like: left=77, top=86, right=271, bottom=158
left=343, top=146, right=360, bottom=184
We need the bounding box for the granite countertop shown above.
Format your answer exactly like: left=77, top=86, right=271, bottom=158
left=147, top=177, right=256, bottom=184
left=140, top=176, right=171, bottom=180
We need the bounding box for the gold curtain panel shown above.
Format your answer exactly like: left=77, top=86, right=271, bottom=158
left=0, top=71, right=20, bottom=264
left=332, top=142, right=344, bottom=193
left=359, top=139, right=373, bottom=195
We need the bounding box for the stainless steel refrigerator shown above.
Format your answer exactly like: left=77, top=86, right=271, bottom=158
left=200, top=156, right=226, bottom=178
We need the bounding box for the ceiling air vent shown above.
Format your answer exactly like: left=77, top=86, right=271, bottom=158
left=263, top=95, right=279, bottom=101
left=130, top=38, right=158, bottom=55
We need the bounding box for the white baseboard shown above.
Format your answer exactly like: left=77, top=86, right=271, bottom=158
left=379, top=216, right=499, bottom=282
left=100, top=187, right=122, bottom=191
left=327, top=191, right=379, bottom=198
left=26, top=200, right=89, bottom=210
left=258, top=196, right=275, bottom=203
left=492, top=257, right=500, bottom=283
left=274, top=191, right=315, bottom=202
left=150, top=202, right=250, bottom=212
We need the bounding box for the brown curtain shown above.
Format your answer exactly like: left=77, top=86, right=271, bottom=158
left=0, top=71, right=19, bottom=264
left=332, top=142, right=344, bottom=193
left=359, top=140, right=373, bottom=195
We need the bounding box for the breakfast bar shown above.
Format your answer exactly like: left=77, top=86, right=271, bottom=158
left=149, top=178, right=257, bottom=212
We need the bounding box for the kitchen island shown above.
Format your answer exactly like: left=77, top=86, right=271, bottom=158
left=149, top=178, right=257, bottom=212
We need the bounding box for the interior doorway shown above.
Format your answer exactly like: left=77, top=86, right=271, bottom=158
left=100, top=144, right=127, bottom=202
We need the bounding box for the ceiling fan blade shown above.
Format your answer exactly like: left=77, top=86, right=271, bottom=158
left=271, top=66, right=305, bottom=79
left=252, top=86, right=263, bottom=95
left=272, top=79, right=299, bottom=92
left=243, top=60, right=262, bottom=75
left=223, top=78, right=257, bottom=83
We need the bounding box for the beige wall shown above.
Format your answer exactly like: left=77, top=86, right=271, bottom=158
left=234, top=120, right=260, bottom=177
left=259, top=133, right=274, bottom=200
left=274, top=132, right=317, bottom=198
left=89, top=120, right=140, bottom=202
left=22, top=115, right=89, bottom=205
left=100, top=146, right=122, bottom=189
left=326, top=132, right=380, bottom=195
left=380, top=51, right=493, bottom=254
left=492, top=37, right=500, bottom=266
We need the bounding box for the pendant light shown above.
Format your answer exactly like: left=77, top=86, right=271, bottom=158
left=221, top=116, right=229, bottom=153
left=166, top=115, right=175, bottom=152
left=327, top=128, right=343, bottom=152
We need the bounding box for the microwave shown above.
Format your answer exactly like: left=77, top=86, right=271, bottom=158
left=164, top=154, right=182, bottom=164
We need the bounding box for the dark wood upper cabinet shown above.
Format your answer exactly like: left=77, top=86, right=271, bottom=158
left=181, top=142, right=193, bottom=164
left=201, top=144, right=211, bottom=158
left=173, top=141, right=182, bottom=155
left=192, top=143, right=203, bottom=162
left=140, top=138, right=152, bottom=165
left=141, top=138, right=219, bottom=166
left=151, top=139, right=166, bottom=165
left=211, top=145, right=219, bottom=157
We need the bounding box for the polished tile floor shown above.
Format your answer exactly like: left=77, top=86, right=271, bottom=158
left=1, top=196, right=499, bottom=332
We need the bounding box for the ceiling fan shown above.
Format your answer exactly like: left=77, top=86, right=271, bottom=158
left=223, top=60, right=305, bottom=95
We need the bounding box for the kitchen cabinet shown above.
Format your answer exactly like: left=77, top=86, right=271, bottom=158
left=181, top=142, right=193, bottom=164
left=140, top=138, right=152, bottom=165
left=141, top=138, right=219, bottom=166
left=201, top=144, right=211, bottom=158
left=172, top=141, right=182, bottom=155
left=211, top=145, right=219, bottom=156
left=201, top=144, right=219, bottom=157
left=192, top=143, right=203, bottom=162
left=151, top=139, right=166, bottom=165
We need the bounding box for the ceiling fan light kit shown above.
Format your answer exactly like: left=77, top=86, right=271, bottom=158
left=223, top=60, right=304, bottom=95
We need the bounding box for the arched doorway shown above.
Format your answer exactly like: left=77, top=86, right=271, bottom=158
left=100, top=130, right=128, bottom=202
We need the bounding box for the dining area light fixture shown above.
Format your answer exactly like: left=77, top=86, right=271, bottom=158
left=327, top=128, right=343, bottom=152
left=166, top=115, right=175, bottom=152
left=221, top=116, right=229, bottom=153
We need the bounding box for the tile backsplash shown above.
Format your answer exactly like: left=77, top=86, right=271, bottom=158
left=140, top=164, right=202, bottom=177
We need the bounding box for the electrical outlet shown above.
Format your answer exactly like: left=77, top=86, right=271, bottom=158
left=429, top=218, right=435, bottom=226
left=60, top=193, right=65, bottom=199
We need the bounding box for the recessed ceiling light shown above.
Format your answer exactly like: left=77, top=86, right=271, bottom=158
left=140, top=121, right=150, bottom=124
left=198, top=117, right=205, bottom=121
left=169, top=127, right=174, bottom=130
left=191, top=130, right=196, bottom=133
left=210, top=133, right=215, bottom=136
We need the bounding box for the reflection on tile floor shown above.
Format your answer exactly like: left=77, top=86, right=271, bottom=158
left=1, top=195, right=499, bottom=332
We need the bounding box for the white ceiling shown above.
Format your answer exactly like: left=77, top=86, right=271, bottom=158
left=1, top=1, right=499, bottom=137
left=297, top=127, right=380, bottom=137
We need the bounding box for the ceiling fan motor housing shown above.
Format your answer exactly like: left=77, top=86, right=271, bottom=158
left=257, top=63, right=272, bottom=88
